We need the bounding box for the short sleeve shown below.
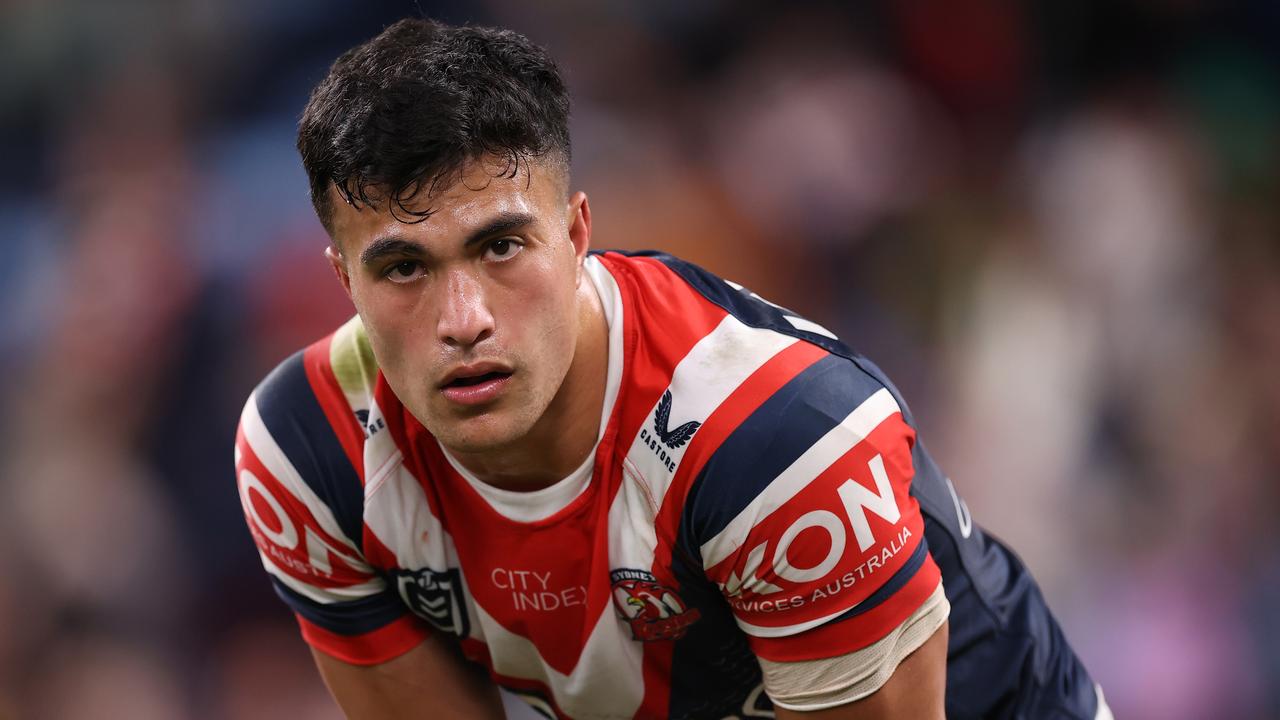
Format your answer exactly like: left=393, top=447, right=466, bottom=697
left=234, top=351, right=429, bottom=665
left=694, top=358, right=942, bottom=664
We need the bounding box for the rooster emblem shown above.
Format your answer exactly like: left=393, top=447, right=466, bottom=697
left=611, top=569, right=701, bottom=641
left=654, top=390, right=701, bottom=449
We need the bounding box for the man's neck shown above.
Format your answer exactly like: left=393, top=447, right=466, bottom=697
left=447, top=275, right=609, bottom=492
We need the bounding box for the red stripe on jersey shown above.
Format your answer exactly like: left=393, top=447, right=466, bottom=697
left=303, top=336, right=366, bottom=483
left=234, top=426, right=373, bottom=590
left=295, top=613, right=430, bottom=666
left=747, top=556, right=941, bottom=662
left=595, top=252, right=729, bottom=456
left=361, top=525, right=400, bottom=571
left=636, top=641, right=674, bottom=719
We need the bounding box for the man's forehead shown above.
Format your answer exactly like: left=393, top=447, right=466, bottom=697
left=328, top=156, right=567, bottom=251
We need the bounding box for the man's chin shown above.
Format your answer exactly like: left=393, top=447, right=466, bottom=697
left=428, top=414, right=527, bottom=455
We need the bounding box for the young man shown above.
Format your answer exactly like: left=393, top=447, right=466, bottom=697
left=233, top=18, right=1109, bottom=720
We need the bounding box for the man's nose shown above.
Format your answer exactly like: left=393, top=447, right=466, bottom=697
left=436, top=267, right=495, bottom=348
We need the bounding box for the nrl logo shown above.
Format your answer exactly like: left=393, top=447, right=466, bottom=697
left=654, top=390, right=700, bottom=449
left=610, top=568, right=701, bottom=642
left=394, top=567, right=469, bottom=638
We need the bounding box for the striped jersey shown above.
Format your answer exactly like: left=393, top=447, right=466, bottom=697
left=234, top=250, right=1103, bottom=719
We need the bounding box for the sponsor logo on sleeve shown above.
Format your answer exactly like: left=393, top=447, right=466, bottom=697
left=610, top=569, right=701, bottom=642
left=714, top=453, right=914, bottom=612
left=237, top=468, right=364, bottom=582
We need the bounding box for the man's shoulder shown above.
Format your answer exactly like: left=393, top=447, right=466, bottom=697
left=236, top=315, right=370, bottom=548
left=239, top=313, right=374, bottom=485
left=250, top=314, right=376, bottom=415
left=596, top=249, right=856, bottom=360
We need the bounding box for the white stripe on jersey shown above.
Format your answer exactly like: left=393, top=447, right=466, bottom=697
left=360, top=389, right=407, bottom=493
left=241, top=393, right=364, bottom=555
left=610, top=314, right=799, bottom=571
left=699, top=388, right=902, bottom=570
left=471, top=592, right=644, bottom=718
left=783, top=314, right=839, bottom=340
left=362, top=455, right=486, bottom=645
left=363, top=457, right=454, bottom=572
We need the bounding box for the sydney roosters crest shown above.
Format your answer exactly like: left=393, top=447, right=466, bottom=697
left=610, top=569, right=701, bottom=641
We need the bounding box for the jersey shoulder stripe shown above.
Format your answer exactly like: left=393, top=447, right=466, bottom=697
left=254, top=346, right=365, bottom=547
left=680, top=353, right=891, bottom=558
left=622, top=249, right=926, bottom=432
left=619, top=250, right=854, bottom=358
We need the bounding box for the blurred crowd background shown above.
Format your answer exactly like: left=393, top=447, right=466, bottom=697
left=2, top=0, right=1278, bottom=718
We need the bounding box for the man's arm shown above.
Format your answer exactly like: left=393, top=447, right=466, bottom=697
left=773, top=621, right=948, bottom=719
left=312, top=635, right=507, bottom=720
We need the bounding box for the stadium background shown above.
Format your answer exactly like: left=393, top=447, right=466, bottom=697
left=2, top=1, right=1278, bottom=718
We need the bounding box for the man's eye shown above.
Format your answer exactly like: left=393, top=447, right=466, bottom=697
left=385, top=261, right=426, bottom=283
left=484, top=238, right=523, bottom=262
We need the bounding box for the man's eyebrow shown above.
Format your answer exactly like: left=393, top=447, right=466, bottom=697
left=462, top=211, right=535, bottom=247
left=359, top=237, right=425, bottom=266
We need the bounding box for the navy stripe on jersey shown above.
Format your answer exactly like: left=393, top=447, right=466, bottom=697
left=255, top=351, right=365, bottom=547
left=271, top=578, right=407, bottom=635
left=611, top=250, right=930, bottom=431
left=614, top=250, right=859, bottom=361
left=677, top=354, right=888, bottom=561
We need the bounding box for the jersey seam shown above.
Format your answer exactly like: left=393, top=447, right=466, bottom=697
left=913, top=497, right=1005, bottom=627
left=621, top=455, right=660, bottom=517
left=364, top=450, right=405, bottom=499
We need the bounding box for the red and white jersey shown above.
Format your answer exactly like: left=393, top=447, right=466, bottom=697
left=234, top=251, right=942, bottom=719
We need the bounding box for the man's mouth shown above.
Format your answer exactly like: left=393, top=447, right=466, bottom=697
left=443, top=370, right=511, bottom=389
left=439, top=365, right=514, bottom=406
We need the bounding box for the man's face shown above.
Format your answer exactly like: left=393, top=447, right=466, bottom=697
left=325, top=157, right=591, bottom=454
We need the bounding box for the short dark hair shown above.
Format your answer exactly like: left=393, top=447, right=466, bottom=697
left=297, top=18, right=571, bottom=231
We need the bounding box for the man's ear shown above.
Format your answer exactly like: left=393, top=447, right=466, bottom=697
left=325, top=245, right=354, bottom=300
left=567, top=190, right=592, bottom=282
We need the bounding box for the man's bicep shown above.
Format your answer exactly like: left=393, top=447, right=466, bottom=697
left=762, top=584, right=949, bottom=715
left=771, top=619, right=948, bottom=719
left=312, top=635, right=506, bottom=720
